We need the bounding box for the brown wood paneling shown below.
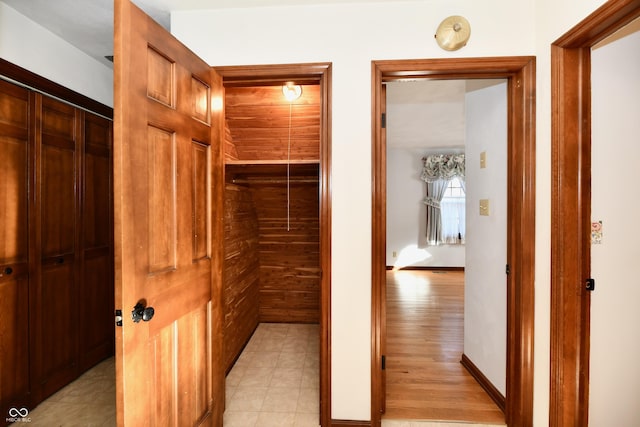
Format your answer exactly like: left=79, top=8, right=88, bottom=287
left=0, top=79, right=31, bottom=417
left=223, top=183, right=260, bottom=372
left=224, top=85, right=320, bottom=162
left=224, top=120, right=239, bottom=161
left=250, top=176, right=320, bottom=324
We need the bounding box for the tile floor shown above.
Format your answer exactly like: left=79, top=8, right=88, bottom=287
left=26, top=356, right=116, bottom=426
left=22, top=322, right=320, bottom=427
left=223, top=322, right=320, bottom=427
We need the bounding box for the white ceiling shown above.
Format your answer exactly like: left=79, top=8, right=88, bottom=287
left=1, top=0, right=409, bottom=68
left=386, top=80, right=466, bottom=149
left=1, top=0, right=471, bottom=148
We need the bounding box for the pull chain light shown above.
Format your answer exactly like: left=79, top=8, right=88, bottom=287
left=282, top=83, right=302, bottom=232
left=287, top=101, right=292, bottom=231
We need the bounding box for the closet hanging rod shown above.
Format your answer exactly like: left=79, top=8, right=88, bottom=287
left=232, top=178, right=319, bottom=184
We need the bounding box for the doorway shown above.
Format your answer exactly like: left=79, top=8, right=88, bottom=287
left=371, top=57, right=536, bottom=427
left=214, top=64, right=332, bottom=426
left=383, top=78, right=508, bottom=423
left=550, top=1, right=640, bottom=424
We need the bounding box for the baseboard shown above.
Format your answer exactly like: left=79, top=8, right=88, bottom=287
left=331, top=420, right=371, bottom=427
left=460, top=353, right=505, bottom=412
left=385, top=265, right=465, bottom=271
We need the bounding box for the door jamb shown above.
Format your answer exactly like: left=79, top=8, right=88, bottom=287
left=212, top=63, right=332, bottom=427
left=550, top=1, right=640, bottom=425
left=371, top=57, right=536, bottom=427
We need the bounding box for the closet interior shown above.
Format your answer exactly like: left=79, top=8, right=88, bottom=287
left=0, top=72, right=114, bottom=418
left=222, top=82, right=321, bottom=372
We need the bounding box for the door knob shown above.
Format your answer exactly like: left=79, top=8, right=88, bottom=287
left=131, top=301, right=155, bottom=323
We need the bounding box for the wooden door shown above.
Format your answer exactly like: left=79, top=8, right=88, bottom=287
left=80, top=112, right=115, bottom=372
left=114, top=0, right=224, bottom=425
left=32, top=94, right=81, bottom=402
left=0, top=79, right=31, bottom=417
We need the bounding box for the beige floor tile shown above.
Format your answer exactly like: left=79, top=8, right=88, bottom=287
left=251, top=351, right=281, bottom=368
left=294, top=412, right=321, bottom=427
left=261, top=386, right=300, bottom=412
left=226, top=386, right=269, bottom=412
left=223, top=410, right=260, bottom=427
left=256, top=411, right=296, bottom=427
left=277, top=351, right=307, bottom=369
left=296, top=387, right=319, bottom=414
left=239, top=367, right=274, bottom=387
left=270, top=367, right=303, bottom=388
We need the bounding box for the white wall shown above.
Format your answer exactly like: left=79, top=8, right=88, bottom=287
left=171, top=1, right=535, bottom=420
left=464, top=80, right=507, bottom=394
left=386, top=147, right=465, bottom=268
left=589, top=19, right=640, bottom=426
left=0, top=2, right=113, bottom=107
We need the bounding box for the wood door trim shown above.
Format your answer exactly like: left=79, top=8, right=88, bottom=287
left=214, top=62, right=332, bottom=427
left=371, top=56, right=536, bottom=427
left=550, top=1, right=640, bottom=425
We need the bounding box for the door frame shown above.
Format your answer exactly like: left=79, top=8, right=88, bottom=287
left=371, top=57, right=536, bottom=427
left=213, top=63, right=332, bottom=427
left=550, top=1, right=640, bottom=425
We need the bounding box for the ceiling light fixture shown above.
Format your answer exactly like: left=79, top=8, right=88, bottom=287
left=435, top=15, right=471, bottom=51
left=282, top=82, right=302, bottom=102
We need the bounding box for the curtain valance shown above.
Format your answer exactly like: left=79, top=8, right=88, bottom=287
left=420, top=153, right=465, bottom=183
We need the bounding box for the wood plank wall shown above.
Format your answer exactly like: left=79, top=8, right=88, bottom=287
left=221, top=82, right=321, bottom=368
left=250, top=180, right=320, bottom=323
left=223, top=183, right=260, bottom=372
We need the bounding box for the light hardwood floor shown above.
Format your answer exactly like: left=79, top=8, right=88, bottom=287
left=384, top=269, right=505, bottom=424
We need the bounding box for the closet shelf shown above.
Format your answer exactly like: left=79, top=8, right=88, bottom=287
left=225, top=160, right=320, bottom=184
left=225, top=159, right=319, bottom=165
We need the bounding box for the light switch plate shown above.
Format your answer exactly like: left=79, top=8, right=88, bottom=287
left=480, top=151, right=487, bottom=168
left=479, top=199, right=490, bottom=216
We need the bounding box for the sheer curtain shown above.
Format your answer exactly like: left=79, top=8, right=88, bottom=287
left=440, top=177, right=465, bottom=244
left=421, top=154, right=465, bottom=245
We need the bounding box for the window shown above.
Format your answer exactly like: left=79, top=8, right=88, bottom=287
left=440, top=177, right=465, bottom=244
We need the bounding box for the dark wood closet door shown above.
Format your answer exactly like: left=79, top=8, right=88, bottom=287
left=32, top=94, right=80, bottom=401
left=0, top=79, right=31, bottom=416
left=80, top=112, right=114, bottom=372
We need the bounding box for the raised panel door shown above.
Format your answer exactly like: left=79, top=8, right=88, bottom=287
left=114, top=1, right=224, bottom=425
left=33, top=94, right=80, bottom=401
left=0, top=79, right=31, bottom=418
left=80, top=112, right=114, bottom=371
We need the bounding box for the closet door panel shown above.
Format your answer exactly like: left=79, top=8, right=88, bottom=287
left=81, top=112, right=114, bottom=371
left=0, top=80, right=31, bottom=415
left=35, top=96, right=79, bottom=400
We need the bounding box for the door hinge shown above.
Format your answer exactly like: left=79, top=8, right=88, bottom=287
left=381, top=355, right=386, bottom=370
left=381, top=113, right=386, bottom=129
left=115, top=309, right=123, bottom=327
left=586, top=278, right=595, bottom=292
left=506, top=264, right=510, bottom=275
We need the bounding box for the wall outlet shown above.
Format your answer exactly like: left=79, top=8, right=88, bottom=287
left=392, top=251, right=397, bottom=258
